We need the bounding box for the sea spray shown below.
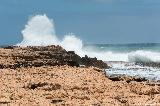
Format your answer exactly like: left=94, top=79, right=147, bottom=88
left=16, top=14, right=128, bottom=61
left=17, top=15, right=84, bottom=54
left=61, top=34, right=84, bottom=56
left=17, top=14, right=160, bottom=63
left=17, top=14, right=59, bottom=46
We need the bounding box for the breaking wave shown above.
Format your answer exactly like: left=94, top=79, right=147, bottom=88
left=16, top=14, right=160, bottom=63
left=128, top=50, right=160, bottom=63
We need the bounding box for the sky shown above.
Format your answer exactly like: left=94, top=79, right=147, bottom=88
left=0, top=0, right=160, bottom=45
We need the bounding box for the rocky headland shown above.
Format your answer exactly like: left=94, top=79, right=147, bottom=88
left=0, top=45, right=160, bottom=106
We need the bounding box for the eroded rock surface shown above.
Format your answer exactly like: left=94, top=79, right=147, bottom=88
left=0, top=66, right=160, bottom=106
left=0, top=45, right=109, bottom=69
left=108, top=75, right=148, bottom=83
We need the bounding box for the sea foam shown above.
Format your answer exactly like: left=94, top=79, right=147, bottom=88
left=106, top=62, right=160, bottom=81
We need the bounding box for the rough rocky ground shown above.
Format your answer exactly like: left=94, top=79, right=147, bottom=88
left=0, top=46, right=160, bottom=106
left=0, top=66, right=160, bottom=106
left=0, top=45, right=109, bottom=69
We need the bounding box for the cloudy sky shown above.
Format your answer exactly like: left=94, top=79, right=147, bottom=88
left=0, top=0, right=160, bottom=45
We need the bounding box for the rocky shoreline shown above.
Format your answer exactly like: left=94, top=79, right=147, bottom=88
left=0, top=45, right=160, bottom=106
left=0, top=45, right=109, bottom=69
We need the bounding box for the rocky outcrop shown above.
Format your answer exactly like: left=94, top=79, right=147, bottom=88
left=107, top=75, right=148, bottom=83
left=0, top=45, right=109, bottom=69
left=81, top=55, right=109, bottom=69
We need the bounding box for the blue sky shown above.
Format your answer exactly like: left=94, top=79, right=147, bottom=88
left=0, top=0, right=160, bottom=45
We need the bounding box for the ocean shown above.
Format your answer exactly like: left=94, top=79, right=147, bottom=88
left=83, top=43, right=160, bottom=81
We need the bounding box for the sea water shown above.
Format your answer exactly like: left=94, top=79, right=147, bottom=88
left=83, top=43, right=160, bottom=81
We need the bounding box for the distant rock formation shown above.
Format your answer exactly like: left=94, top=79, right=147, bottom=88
left=0, top=45, right=109, bottom=69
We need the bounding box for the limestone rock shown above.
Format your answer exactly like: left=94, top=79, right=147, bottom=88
left=0, top=45, right=109, bottom=69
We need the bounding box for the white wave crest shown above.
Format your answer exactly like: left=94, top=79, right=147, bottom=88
left=128, top=50, right=160, bottom=63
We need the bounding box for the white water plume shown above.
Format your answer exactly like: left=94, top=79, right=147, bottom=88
left=17, top=14, right=85, bottom=56
left=17, top=14, right=160, bottom=63
left=17, top=14, right=59, bottom=46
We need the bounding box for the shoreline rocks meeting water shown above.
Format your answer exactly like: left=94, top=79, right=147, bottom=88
left=0, top=45, right=160, bottom=105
